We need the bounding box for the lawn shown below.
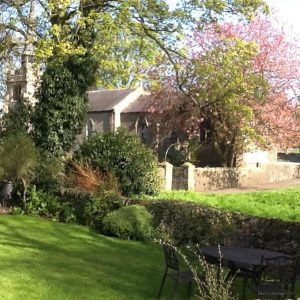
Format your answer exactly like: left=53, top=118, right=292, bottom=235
left=0, top=215, right=298, bottom=299
left=0, top=215, right=191, bottom=300
left=150, top=187, right=300, bottom=222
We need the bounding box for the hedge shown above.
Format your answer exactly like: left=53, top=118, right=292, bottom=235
left=131, top=199, right=300, bottom=255
left=53, top=190, right=300, bottom=254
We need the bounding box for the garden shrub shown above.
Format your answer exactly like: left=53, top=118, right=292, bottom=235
left=141, top=199, right=230, bottom=246
left=56, top=189, right=92, bottom=224
left=33, top=151, right=65, bottom=191
left=73, top=128, right=159, bottom=196
left=65, top=162, right=119, bottom=193
left=84, top=191, right=124, bottom=229
left=131, top=199, right=236, bottom=246
left=132, top=199, right=300, bottom=254
left=103, top=205, right=153, bottom=240
left=26, top=187, right=76, bottom=223
left=0, top=132, right=37, bottom=182
left=0, top=131, right=38, bottom=206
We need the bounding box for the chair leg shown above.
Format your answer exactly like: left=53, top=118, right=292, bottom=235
left=171, top=278, right=179, bottom=300
left=241, top=277, right=248, bottom=300
left=157, top=272, right=167, bottom=299
left=188, top=281, right=192, bottom=298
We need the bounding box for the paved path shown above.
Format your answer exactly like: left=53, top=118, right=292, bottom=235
left=208, top=178, right=300, bottom=194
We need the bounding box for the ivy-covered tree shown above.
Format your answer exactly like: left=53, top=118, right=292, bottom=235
left=32, top=55, right=97, bottom=154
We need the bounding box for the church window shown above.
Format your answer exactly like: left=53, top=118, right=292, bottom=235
left=85, top=118, right=95, bottom=138
left=13, top=84, right=22, bottom=102
left=135, top=116, right=149, bottom=143
left=199, top=118, right=212, bottom=144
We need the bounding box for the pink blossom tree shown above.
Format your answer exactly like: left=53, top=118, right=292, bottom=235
left=150, top=16, right=300, bottom=166
left=217, top=17, right=300, bottom=149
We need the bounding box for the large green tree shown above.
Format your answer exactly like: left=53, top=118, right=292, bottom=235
left=0, top=0, right=268, bottom=92
left=0, top=0, right=268, bottom=155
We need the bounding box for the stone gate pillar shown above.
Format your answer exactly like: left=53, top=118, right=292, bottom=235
left=159, top=161, right=173, bottom=191
left=181, top=162, right=195, bottom=191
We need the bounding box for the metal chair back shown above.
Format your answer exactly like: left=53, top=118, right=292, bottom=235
left=163, top=244, right=179, bottom=271
left=256, top=255, right=299, bottom=299
left=261, top=255, right=294, bottom=284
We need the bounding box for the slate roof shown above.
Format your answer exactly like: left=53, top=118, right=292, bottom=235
left=122, top=94, right=152, bottom=113
left=123, top=94, right=175, bottom=113
left=88, top=88, right=135, bottom=112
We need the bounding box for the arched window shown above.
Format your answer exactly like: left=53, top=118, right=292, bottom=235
left=199, top=117, right=212, bottom=144
left=85, top=118, right=95, bottom=138
left=13, top=84, right=22, bottom=102
left=135, top=115, right=149, bottom=143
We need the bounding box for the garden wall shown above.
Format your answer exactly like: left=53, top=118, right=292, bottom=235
left=160, top=162, right=300, bottom=192
left=195, top=162, right=300, bottom=191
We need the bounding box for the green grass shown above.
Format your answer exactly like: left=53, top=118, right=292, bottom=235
left=0, top=215, right=181, bottom=300
left=149, top=187, right=300, bottom=222
left=0, top=215, right=298, bottom=299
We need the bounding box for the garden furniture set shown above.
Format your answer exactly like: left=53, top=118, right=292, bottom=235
left=158, top=244, right=299, bottom=299
left=201, top=246, right=299, bottom=300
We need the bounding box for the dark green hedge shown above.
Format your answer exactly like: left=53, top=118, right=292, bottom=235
left=53, top=190, right=300, bottom=254
left=131, top=199, right=300, bottom=255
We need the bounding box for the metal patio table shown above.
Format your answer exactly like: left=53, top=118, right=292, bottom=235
left=200, top=246, right=289, bottom=270
left=200, top=246, right=290, bottom=299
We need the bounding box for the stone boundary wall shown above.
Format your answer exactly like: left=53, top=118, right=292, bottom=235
left=160, top=162, right=300, bottom=192
left=239, top=162, right=300, bottom=187
left=195, top=162, right=300, bottom=192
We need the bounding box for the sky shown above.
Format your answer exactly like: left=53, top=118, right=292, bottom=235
left=267, top=0, right=300, bottom=35
left=168, top=0, right=300, bottom=36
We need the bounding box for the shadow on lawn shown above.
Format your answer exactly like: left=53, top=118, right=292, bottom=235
left=0, top=215, right=190, bottom=300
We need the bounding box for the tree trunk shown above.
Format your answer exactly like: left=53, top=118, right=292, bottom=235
left=20, top=176, right=27, bottom=209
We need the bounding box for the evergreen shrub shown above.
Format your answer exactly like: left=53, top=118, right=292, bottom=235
left=25, top=187, right=76, bottom=223
left=133, top=199, right=236, bottom=246
left=74, top=128, right=159, bottom=196
left=103, top=205, right=153, bottom=240
left=84, top=191, right=124, bottom=229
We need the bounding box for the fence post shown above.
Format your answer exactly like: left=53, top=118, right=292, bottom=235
left=159, top=161, right=173, bottom=191
left=181, top=162, right=195, bottom=191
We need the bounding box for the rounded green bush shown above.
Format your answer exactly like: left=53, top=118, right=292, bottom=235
left=74, top=128, right=159, bottom=196
left=102, top=205, right=153, bottom=240
left=84, top=191, right=124, bottom=229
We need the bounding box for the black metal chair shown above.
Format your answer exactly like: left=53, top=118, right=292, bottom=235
left=227, top=262, right=261, bottom=300
left=255, top=255, right=299, bottom=300
left=157, top=244, right=195, bottom=299
left=292, top=255, right=300, bottom=297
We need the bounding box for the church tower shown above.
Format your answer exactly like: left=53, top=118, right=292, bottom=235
left=2, top=0, right=38, bottom=113
left=2, top=47, right=39, bottom=113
